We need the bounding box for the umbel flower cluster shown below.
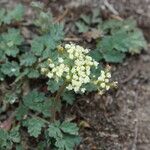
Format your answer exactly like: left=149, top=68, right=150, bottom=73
left=41, top=43, right=115, bottom=93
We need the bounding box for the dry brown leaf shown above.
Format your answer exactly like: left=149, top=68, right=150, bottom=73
left=0, top=117, right=13, bottom=131
left=83, top=29, right=102, bottom=42
left=79, top=120, right=91, bottom=128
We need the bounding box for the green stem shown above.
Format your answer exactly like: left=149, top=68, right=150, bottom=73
left=51, top=82, right=68, bottom=122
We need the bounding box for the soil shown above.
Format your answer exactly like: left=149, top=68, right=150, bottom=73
left=0, top=0, right=150, bottom=150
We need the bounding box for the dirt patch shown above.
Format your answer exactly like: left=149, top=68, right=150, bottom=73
left=75, top=52, right=150, bottom=150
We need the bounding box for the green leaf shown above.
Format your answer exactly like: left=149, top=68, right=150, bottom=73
left=92, top=9, right=101, bottom=24
left=75, top=21, right=89, bottom=33
left=55, top=135, right=81, bottom=150
left=103, top=50, right=125, bottom=63
left=47, top=121, right=80, bottom=150
left=83, top=83, right=97, bottom=92
left=0, top=129, right=8, bottom=147
left=2, top=28, right=23, bottom=46
left=47, top=80, right=63, bottom=93
left=15, top=104, right=28, bottom=121
left=48, top=121, right=62, bottom=139
left=34, top=11, right=53, bottom=33
left=0, top=29, right=23, bottom=57
left=20, top=52, right=37, bottom=66
left=128, top=29, right=147, bottom=54
left=23, top=90, right=45, bottom=103
left=1, top=61, right=20, bottom=77
left=31, top=1, right=44, bottom=10
left=0, top=71, right=5, bottom=81
left=9, top=126, right=20, bottom=143
left=96, top=18, right=147, bottom=63
left=23, top=90, right=51, bottom=117
left=80, top=14, right=91, bottom=24
left=27, top=69, right=40, bottom=78
left=23, top=118, right=45, bottom=138
left=62, top=91, right=75, bottom=105
left=60, top=122, right=79, bottom=135
left=4, top=91, right=18, bottom=104
left=16, top=145, right=24, bottom=150
left=4, top=4, right=24, bottom=24
left=0, top=9, right=5, bottom=25
left=31, top=37, right=44, bottom=56
left=50, top=24, right=64, bottom=42
left=89, top=49, right=103, bottom=61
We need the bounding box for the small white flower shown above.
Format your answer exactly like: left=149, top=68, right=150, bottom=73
left=80, top=66, right=85, bottom=70
left=86, top=56, right=92, bottom=61
left=49, top=64, right=55, bottom=68
left=105, top=79, right=109, bottom=83
left=52, top=68, right=57, bottom=72
left=93, top=61, right=99, bottom=67
left=86, top=69, right=90, bottom=75
left=64, top=66, right=69, bottom=72
left=101, top=82, right=106, bottom=88
left=41, top=68, right=47, bottom=73
left=66, top=74, right=71, bottom=80
left=58, top=57, right=64, bottom=63
left=69, top=54, right=74, bottom=59
left=84, top=76, right=90, bottom=83
left=47, top=72, right=53, bottom=78
left=56, top=71, right=63, bottom=77
left=73, top=74, right=78, bottom=80
left=106, top=85, right=110, bottom=90
left=81, top=88, right=86, bottom=93
left=65, top=44, right=71, bottom=49
left=11, top=68, right=16, bottom=72
left=84, top=48, right=89, bottom=54
left=106, top=72, right=111, bottom=78
left=98, top=76, right=105, bottom=81
left=74, top=86, right=80, bottom=92
left=71, top=68, right=76, bottom=73
left=66, top=84, right=73, bottom=90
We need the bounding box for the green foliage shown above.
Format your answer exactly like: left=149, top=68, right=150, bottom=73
left=15, top=104, right=29, bottom=121
left=47, top=80, right=63, bottom=93
left=23, top=90, right=52, bottom=117
left=94, top=19, right=147, bottom=63
left=0, top=4, right=24, bottom=25
left=76, top=12, right=147, bottom=63
left=0, top=2, right=147, bottom=150
left=62, top=91, right=75, bottom=105
left=20, top=52, right=37, bottom=66
left=0, top=28, right=23, bottom=57
left=1, top=61, right=20, bottom=77
left=75, top=9, right=102, bottom=33
left=23, top=118, right=45, bottom=138
left=0, top=2, right=80, bottom=150
left=48, top=121, right=81, bottom=150
left=0, top=129, right=8, bottom=148
left=0, top=126, right=20, bottom=150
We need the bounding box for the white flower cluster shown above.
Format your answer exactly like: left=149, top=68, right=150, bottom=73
left=94, top=70, right=112, bottom=94
left=64, top=43, right=99, bottom=93
left=41, top=43, right=113, bottom=93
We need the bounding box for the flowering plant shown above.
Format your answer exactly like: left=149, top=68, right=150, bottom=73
left=1, top=1, right=147, bottom=149
left=41, top=43, right=115, bottom=94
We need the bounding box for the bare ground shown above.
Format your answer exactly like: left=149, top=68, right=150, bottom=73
left=76, top=52, right=150, bottom=150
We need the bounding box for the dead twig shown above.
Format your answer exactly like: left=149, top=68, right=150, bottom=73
left=54, top=9, right=69, bottom=23
left=103, top=0, right=119, bottom=15
left=64, top=37, right=81, bottom=42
